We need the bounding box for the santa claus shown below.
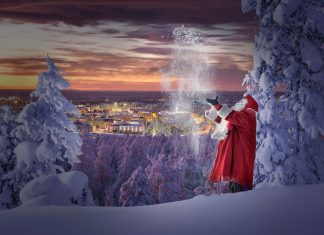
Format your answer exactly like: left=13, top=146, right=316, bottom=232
left=205, top=94, right=258, bottom=193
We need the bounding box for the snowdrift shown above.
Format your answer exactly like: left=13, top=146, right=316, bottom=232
left=0, top=183, right=323, bottom=235
left=19, top=171, right=94, bottom=207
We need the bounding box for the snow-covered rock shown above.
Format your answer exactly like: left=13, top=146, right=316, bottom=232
left=19, top=171, right=94, bottom=207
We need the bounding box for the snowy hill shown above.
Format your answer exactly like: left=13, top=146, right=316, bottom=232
left=0, top=183, right=323, bottom=235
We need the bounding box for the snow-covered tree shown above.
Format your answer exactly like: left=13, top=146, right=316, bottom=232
left=242, top=0, right=324, bottom=187
left=146, top=154, right=184, bottom=203
left=0, top=106, right=16, bottom=175
left=0, top=106, right=17, bottom=209
left=94, top=135, right=118, bottom=205
left=7, top=55, right=83, bottom=206
left=176, top=154, right=204, bottom=194
left=119, top=166, right=155, bottom=206
left=76, top=134, right=215, bottom=206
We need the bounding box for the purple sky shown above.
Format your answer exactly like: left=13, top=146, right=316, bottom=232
left=0, top=0, right=257, bottom=91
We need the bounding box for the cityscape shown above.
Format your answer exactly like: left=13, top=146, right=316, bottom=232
left=0, top=90, right=244, bottom=136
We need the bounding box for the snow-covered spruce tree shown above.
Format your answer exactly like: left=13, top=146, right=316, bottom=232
left=0, top=106, right=17, bottom=209
left=175, top=154, right=204, bottom=195
left=146, top=154, right=184, bottom=203
left=242, top=0, right=324, bottom=187
left=75, top=134, right=215, bottom=206
left=119, top=166, right=155, bottom=206
left=0, top=106, right=16, bottom=175
left=114, top=135, right=149, bottom=203
left=9, top=55, right=83, bottom=206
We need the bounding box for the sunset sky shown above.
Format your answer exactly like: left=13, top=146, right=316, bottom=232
left=0, top=0, right=256, bottom=91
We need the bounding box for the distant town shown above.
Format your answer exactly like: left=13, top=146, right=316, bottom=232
left=74, top=101, right=165, bottom=135
left=0, top=90, right=244, bottom=136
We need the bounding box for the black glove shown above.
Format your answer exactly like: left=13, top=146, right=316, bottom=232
left=206, top=96, right=219, bottom=105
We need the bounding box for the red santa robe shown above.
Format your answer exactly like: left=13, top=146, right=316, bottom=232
left=208, top=94, right=258, bottom=189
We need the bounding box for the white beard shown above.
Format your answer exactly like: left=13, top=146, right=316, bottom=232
left=231, top=98, right=248, bottom=111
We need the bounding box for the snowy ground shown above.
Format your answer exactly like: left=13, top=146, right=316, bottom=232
left=0, top=183, right=323, bottom=235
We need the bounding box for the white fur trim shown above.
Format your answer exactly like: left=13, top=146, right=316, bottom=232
left=211, top=119, right=229, bottom=140
left=218, top=105, right=232, bottom=119
left=205, top=106, right=218, bottom=122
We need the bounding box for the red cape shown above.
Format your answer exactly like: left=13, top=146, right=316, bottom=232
left=209, top=95, right=258, bottom=189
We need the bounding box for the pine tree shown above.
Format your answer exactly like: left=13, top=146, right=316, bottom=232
left=8, top=55, right=82, bottom=206
left=0, top=106, right=17, bottom=209
left=146, top=154, right=184, bottom=203
left=0, top=106, right=16, bottom=175
left=176, top=154, right=204, bottom=194
left=242, top=0, right=324, bottom=186
left=119, top=166, right=155, bottom=206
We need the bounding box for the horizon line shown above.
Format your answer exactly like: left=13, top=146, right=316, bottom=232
left=0, top=88, right=246, bottom=93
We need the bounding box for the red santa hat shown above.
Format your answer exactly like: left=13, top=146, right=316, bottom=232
left=243, top=94, right=259, bottom=112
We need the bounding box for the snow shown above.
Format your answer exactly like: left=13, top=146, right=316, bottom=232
left=273, top=0, right=303, bottom=25
left=241, top=0, right=256, bottom=14
left=0, top=136, right=9, bottom=154
left=307, top=6, right=324, bottom=36
left=0, top=183, right=323, bottom=235
left=300, top=38, right=323, bottom=73
left=273, top=3, right=285, bottom=25
left=211, top=119, right=228, bottom=140
left=14, top=141, right=39, bottom=174
left=19, top=171, right=94, bottom=207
